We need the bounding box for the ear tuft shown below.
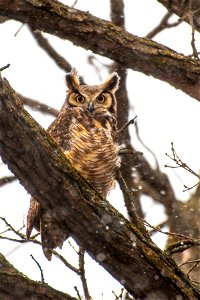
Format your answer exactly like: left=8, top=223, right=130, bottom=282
left=66, top=68, right=80, bottom=91
left=102, top=72, right=120, bottom=93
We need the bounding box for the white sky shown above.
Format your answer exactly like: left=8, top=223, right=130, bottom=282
left=0, top=1, right=200, bottom=299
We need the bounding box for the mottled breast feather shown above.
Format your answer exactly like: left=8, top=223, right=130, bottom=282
left=64, top=107, right=120, bottom=198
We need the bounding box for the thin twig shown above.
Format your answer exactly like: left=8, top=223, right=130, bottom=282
left=117, top=171, right=150, bottom=239
left=112, top=288, right=124, bottom=300
left=68, top=240, right=79, bottom=254
left=18, top=93, right=59, bottom=117
left=0, top=217, right=25, bottom=239
left=53, top=250, right=80, bottom=274
left=146, top=12, right=182, bottom=39
left=148, top=220, right=167, bottom=235
left=166, top=240, right=199, bottom=255
left=134, top=117, right=160, bottom=170
left=188, top=261, right=199, bottom=276
left=79, top=246, right=92, bottom=300
left=0, top=218, right=80, bottom=274
left=179, top=259, right=200, bottom=268
left=74, top=286, right=82, bottom=300
left=179, top=259, right=200, bottom=279
left=71, top=0, right=78, bottom=8
left=0, top=175, right=16, bottom=187
left=29, top=27, right=72, bottom=72
left=117, top=116, right=137, bottom=135
left=142, top=218, right=200, bottom=245
left=187, top=0, right=199, bottom=59
left=0, top=64, right=10, bottom=72
left=30, top=254, right=45, bottom=282
left=14, top=23, right=25, bottom=37
left=165, top=142, right=200, bottom=191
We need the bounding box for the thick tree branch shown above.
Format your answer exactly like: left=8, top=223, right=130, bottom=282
left=0, top=0, right=200, bottom=101
left=0, top=253, right=77, bottom=300
left=0, top=78, right=200, bottom=298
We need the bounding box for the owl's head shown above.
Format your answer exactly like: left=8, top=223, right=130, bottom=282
left=65, top=69, right=119, bottom=115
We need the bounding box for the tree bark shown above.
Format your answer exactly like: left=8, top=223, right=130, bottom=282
left=0, top=0, right=200, bottom=101
left=0, top=77, right=199, bottom=299
left=0, top=253, right=77, bottom=300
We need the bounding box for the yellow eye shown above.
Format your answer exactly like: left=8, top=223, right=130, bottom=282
left=97, top=94, right=105, bottom=103
left=76, top=95, right=85, bottom=103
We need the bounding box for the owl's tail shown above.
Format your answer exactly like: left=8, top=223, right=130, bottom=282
left=26, top=198, right=69, bottom=261
left=40, top=211, right=69, bottom=261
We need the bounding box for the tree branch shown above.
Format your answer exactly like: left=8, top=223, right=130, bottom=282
left=0, top=253, right=77, bottom=300
left=0, top=76, right=199, bottom=298
left=0, top=0, right=200, bottom=101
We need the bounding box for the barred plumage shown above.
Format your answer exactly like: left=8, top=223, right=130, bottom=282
left=26, top=69, right=120, bottom=260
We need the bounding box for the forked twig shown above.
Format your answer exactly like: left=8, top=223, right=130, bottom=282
left=165, top=142, right=200, bottom=191
left=146, top=12, right=182, bottom=39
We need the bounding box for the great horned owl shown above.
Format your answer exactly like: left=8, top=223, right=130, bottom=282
left=26, top=69, right=120, bottom=260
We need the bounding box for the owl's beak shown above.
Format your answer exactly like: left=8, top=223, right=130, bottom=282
left=88, top=101, right=94, bottom=113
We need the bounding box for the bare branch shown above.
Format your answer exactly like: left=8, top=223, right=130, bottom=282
left=165, top=142, right=200, bottom=191
left=146, top=12, right=182, bottom=39
left=143, top=218, right=200, bottom=246
left=30, top=254, right=45, bottom=282
left=29, top=27, right=72, bottom=72
left=166, top=240, right=200, bottom=255
left=165, top=142, right=200, bottom=179
left=0, top=175, right=16, bottom=186
left=117, top=116, right=137, bottom=135
left=0, top=217, right=80, bottom=274
left=0, top=217, right=25, bottom=240
left=0, top=253, right=77, bottom=300
left=18, top=93, right=59, bottom=117
left=187, top=0, right=200, bottom=59
left=0, top=64, right=10, bottom=72
left=79, top=246, right=92, bottom=300
left=74, top=286, right=81, bottom=300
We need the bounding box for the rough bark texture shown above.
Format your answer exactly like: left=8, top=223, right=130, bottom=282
left=0, top=253, right=77, bottom=300
left=158, top=0, right=200, bottom=33
left=0, top=0, right=200, bottom=101
left=0, top=77, right=200, bottom=299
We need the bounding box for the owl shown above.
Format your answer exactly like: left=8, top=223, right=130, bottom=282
left=26, top=69, right=120, bottom=260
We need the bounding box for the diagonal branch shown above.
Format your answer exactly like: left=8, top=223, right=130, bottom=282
left=0, top=0, right=200, bottom=100
left=0, top=76, right=199, bottom=299
left=0, top=253, right=77, bottom=300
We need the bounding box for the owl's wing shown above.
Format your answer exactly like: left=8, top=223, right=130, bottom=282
left=26, top=106, right=73, bottom=258
left=47, top=105, right=73, bottom=150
